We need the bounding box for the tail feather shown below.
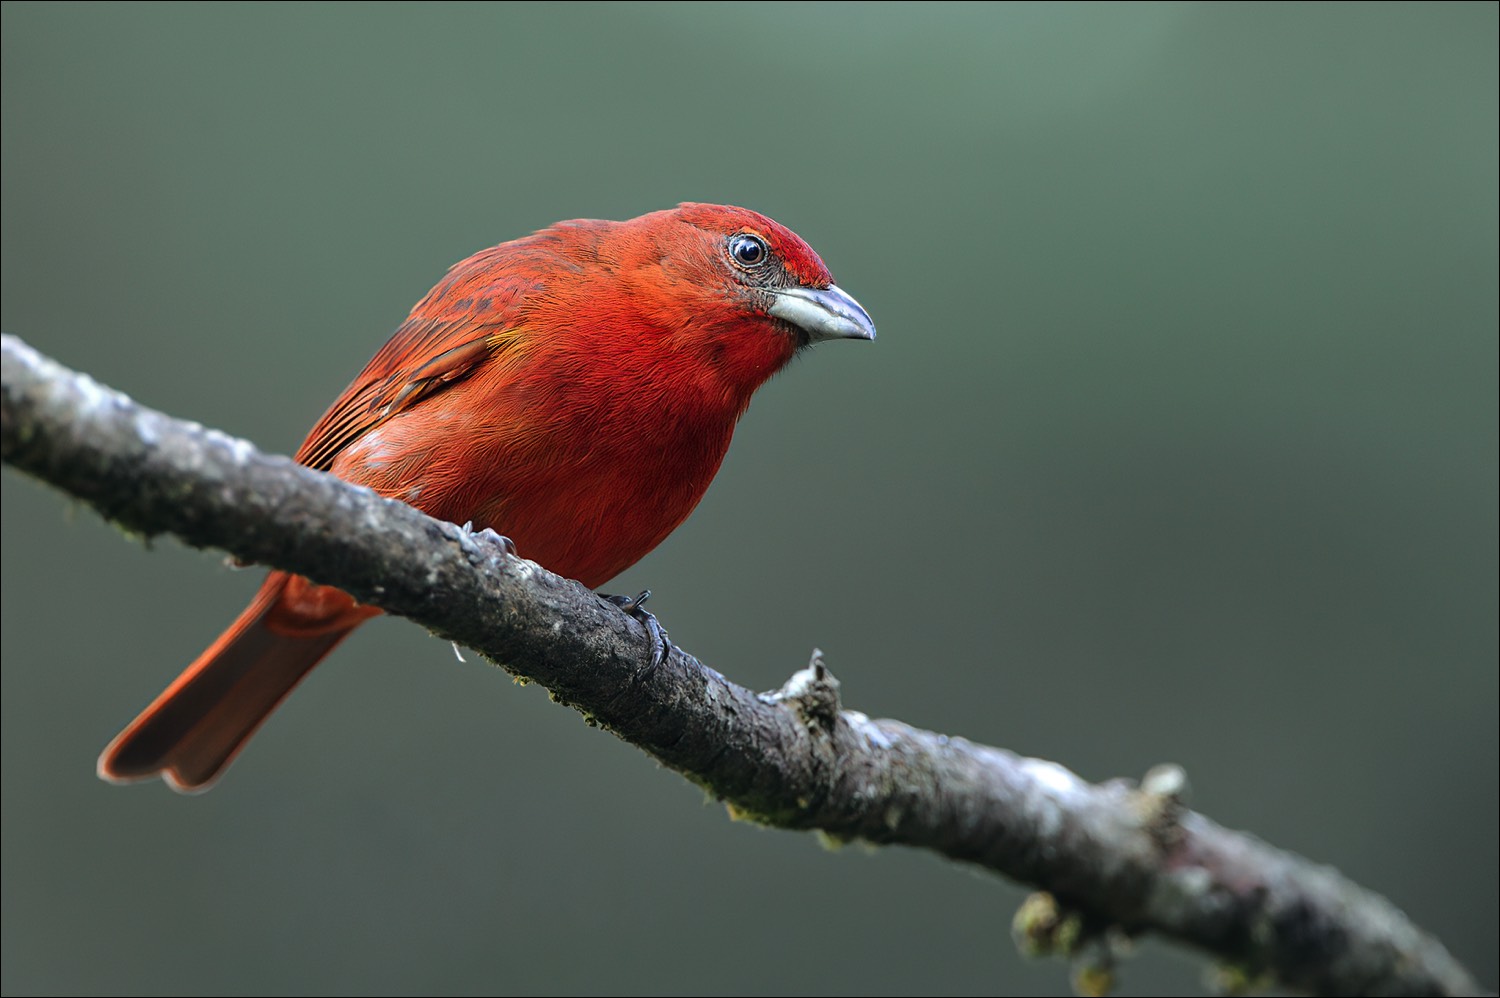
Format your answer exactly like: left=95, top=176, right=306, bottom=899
left=99, top=572, right=369, bottom=793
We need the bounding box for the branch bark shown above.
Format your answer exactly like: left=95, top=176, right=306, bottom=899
left=0, top=333, right=1487, bottom=997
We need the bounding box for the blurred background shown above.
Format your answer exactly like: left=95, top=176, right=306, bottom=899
left=3, top=3, right=1495, bottom=995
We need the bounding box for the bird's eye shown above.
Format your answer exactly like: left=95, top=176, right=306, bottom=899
left=728, top=233, right=769, bottom=269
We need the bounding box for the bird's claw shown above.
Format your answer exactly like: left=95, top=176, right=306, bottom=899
left=459, top=521, right=518, bottom=557
left=602, top=590, right=672, bottom=670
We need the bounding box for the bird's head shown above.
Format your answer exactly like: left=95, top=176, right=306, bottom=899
left=664, top=202, right=876, bottom=350
left=528, top=203, right=873, bottom=408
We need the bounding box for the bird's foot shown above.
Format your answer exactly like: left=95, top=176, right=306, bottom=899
left=459, top=521, right=518, bottom=557
left=602, top=590, right=672, bottom=670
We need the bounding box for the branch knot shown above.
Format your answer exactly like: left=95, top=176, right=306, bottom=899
left=761, top=648, right=843, bottom=734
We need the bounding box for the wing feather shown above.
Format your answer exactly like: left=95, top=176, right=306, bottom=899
left=294, top=317, right=518, bottom=471
left=290, top=230, right=600, bottom=471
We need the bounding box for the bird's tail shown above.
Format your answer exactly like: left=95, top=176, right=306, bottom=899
left=98, top=571, right=379, bottom=793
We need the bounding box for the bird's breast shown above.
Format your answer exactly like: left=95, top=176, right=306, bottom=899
left=331, top=348, right=744, bottom=589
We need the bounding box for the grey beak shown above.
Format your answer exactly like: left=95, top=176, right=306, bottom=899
left=768, top=284, right=876, bottom=343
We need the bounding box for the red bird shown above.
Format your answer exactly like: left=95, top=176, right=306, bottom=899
left=98, top=203, right=874, bottom=793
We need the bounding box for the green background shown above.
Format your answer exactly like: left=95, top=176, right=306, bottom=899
left=3, top=3, right=1495, bottom=995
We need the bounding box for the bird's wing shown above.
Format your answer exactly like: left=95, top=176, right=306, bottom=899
left=294, top=313, right=526, bottom=472
left=291, top=228, right=606, bottom=472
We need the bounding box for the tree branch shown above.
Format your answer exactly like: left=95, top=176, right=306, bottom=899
left=0, top=333, right=1487, bottom=997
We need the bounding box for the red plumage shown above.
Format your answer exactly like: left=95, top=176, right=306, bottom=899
left=98, top=203, right=874, bottom=792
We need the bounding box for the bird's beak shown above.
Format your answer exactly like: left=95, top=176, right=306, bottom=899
left=769, top=285, right=876, bottom=343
